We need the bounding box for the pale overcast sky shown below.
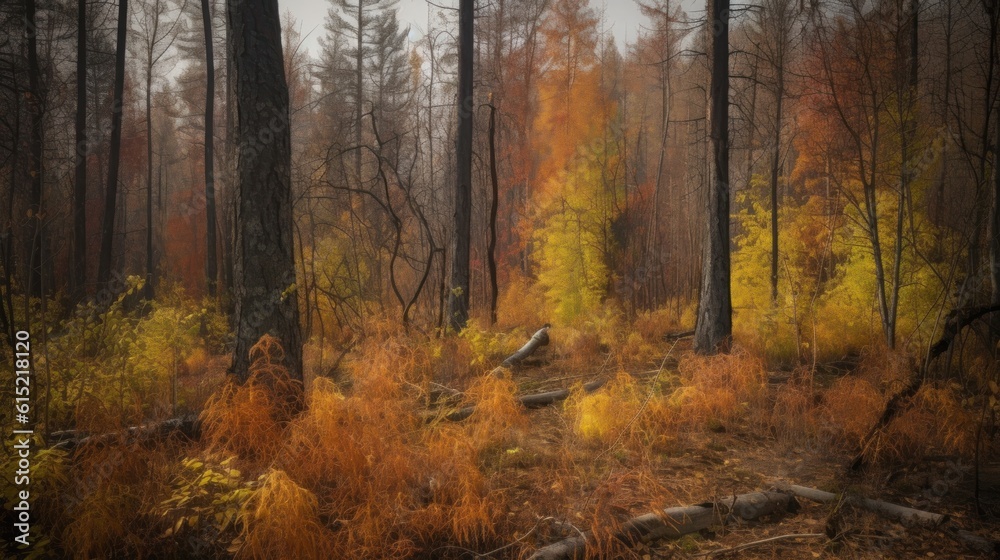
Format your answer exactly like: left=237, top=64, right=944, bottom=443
left=277, top=0, right=703, bottom=59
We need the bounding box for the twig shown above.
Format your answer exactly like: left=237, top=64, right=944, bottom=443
left=692, top=533, right=826, bottom=557
left=596, top=339, right=679, bottom=461
left=479, top=516, right=555, bottom=558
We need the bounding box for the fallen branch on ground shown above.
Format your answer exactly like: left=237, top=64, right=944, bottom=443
left=776, top=483, right=946, bottom=528
left=692, top=532, right=827, bottom=557
left=777, top=482, right=998, bottom=554
left=527, top=491, right=799, bottom=560
left=851, top=304, right=1000, bottom=471
left=50, top=415, right=201, bottom=452
left=662, top=329, right=695, bottom=341
left=432, top=378, right=607, bottom=422
left=491, top=325, right=550, bottom=375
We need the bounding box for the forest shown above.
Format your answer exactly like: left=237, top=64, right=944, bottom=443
left=1, top=0, right=999, bottom=557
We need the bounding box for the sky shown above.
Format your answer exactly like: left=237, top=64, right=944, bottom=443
left=276, top=0, right=698, bottom=59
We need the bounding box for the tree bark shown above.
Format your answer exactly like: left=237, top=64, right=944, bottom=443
left=488, top=100, right=500, bottom=325
left=145, top=36, right=156, bottom=300
left=24, top=0, right=44, bottom=299
left=778, top=483, right=946, bottom=527
left=694, top=0, right=732, bottom=354
left=51, top=415, right=202, bottom=452
left=97, top=0, right=128, bottom=293
left=850, top=304, right=1000, bottom=471
left=73, top=0, right=87, bottom=301
left=991, top=0, right=1000, bottom=307
left=439, top=378, right=606, bottom=422
left=528, top=491, right=798, bottom=560
left=203, top=0, right=218, bottom=298
left=769, top=54, right=784, bottom=305
left=448, top=0, right=474, bottom=331
left=499, top=325, right=551, bottom=369
left=227, top=0, right=302, bottom=387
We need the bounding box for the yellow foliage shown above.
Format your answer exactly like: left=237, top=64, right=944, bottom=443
left=568, top=373, right=642, bottom=445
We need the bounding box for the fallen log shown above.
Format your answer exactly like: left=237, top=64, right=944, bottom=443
left=777, top=483, right=947, bottom=528
left=527, top=491, right=799, bottom=560
left=662, top=329, right=695, bottom=341
left=851, top=304, right=1000, bottom=471
left=496, top=325, right=550, bottom=371
left=952, top=529, right=999, bottom=555
left=435, top=378, right=607, bottom=422
left=51, top=415, right=201, bottom=452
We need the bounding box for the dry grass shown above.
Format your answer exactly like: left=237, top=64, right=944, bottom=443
left=820, top=376, right=884, bottom=448
left=236, top=469, right=333, bottom=559
left=663, top=347, right=769, bottom=432
left=885, top=384, right=978, bottom=460
left=62, top=443, right=176, bottom=558
left=219, top=337, right=516, bottom=559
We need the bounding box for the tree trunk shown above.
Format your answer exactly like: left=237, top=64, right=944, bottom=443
left=769, top=63, right=783, bottom=304
left=227, top=0, right=302, bottom=387
left=438, top=378, right=606, bottom=422
left=498, top=325, right=550, bottom=369
left=694, top=0, right=732, bottom=354
left=203, top=0, right=218, bottom=298
left=24, top=0, right=44, bottom=299
left=354, top=0, right=363, bottom=183
left=488, top=100, right=499, bottom=325
left=97, top=0, right=128, bottom=292
left=145, top=53, right=155, bottom=300
left=528, top=491, right=798, bottom=560
left=448, top=0, right=474, bottom=331
left=73, top=0, right=87, bottom=301
left=989, top=0, right=1000, bottom=307
left=779, top=483, right=946, bottom=527
left=994, top=105, right=1000, bottom=305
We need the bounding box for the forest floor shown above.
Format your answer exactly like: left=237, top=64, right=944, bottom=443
left=422, top=338, right=1000, bottom=559
left=25, top=329, right=999, bottom=559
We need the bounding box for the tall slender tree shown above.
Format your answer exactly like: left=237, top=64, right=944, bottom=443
left=753, top=0, right=800, bottom=304
left=449, top=0, right=474, bottom=331
left=24, top=0, right=44, bottom=298
left=203, top=0, right=218, bottom=297
left=97, top=0, right=128, bottom=292
left=694, top=0, right=732, bottom=354
left=228, top=0, right=302, bottom=384
left=134, top=0, right=182, bottom=300
left=73, top=0, right=87, bottom=300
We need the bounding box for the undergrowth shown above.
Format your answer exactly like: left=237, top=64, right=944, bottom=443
left=3, top=307, right=996, bottom=559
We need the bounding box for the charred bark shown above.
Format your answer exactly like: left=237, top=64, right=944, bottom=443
left=694, top=0, right=732, bottom=354
left=227, top=0, right=302, bottom=388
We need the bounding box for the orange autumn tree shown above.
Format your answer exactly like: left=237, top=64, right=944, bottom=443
left=529, top=0, right=624, bottom=324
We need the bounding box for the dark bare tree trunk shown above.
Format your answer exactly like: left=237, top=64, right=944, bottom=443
left=994, top=108, right=1000, bottom=305
left=73, top=0, right=87, bottom=301
left=97, top=0, right=128, bottom=292
left=203, top=0, right=218, bottom=298
left=988, top=0, right=1000, bottom=306
left=488, top=100, right=499, bottom=325
left=448, top=0, right=474, bottom=331
left=354, top=1, right=363, bottom=183
left=24, top=0, right=44, bottom=298
left=694, top=0, right=732, bottom=354
left=227, top=0, right=302, bottom=385
left=769, top=64, right=783, bottom=305
left=145, top=46, right=155, bottom=300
